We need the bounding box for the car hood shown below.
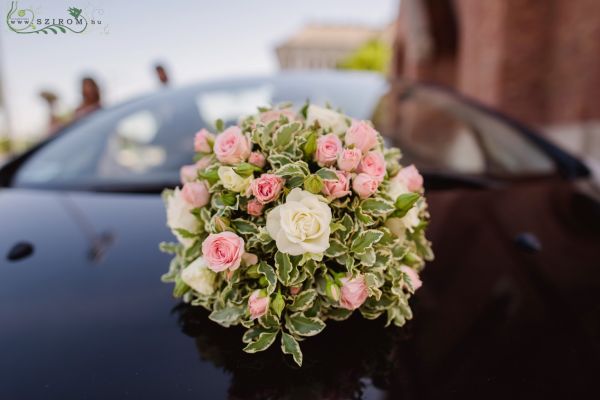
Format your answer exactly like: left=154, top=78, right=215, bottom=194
left=0, top=183, right=599, bottom=399
left=0, top=189, right=230, bottom=398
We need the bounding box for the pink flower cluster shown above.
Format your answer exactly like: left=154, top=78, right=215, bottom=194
left=312, top=120, right=385, bottom=199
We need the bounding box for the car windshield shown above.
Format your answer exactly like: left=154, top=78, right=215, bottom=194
left=13, top=73, right=557, bottom=191
left=13, top=72, right=387, bottom=190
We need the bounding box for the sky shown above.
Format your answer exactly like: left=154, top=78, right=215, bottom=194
left=0, top=0, right=398, bottom=138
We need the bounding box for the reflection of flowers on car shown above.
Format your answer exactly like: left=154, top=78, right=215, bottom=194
left=175, top=302, right=413, bottom=399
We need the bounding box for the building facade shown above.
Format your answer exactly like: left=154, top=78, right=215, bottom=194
left=392, top=0, right=600, bottom=160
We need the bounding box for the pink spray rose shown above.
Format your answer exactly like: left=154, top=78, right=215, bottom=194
left=339, top=274, right=368, bottom=310
left=289, top=286, right=301, bottom=296
left=201, top=232, right=245, bottom=272
left=181, top=181, right=210, bottom=208
left=180, top=164, right=198, bottom=184
left=400, top=265, right=423, bottom=291
left=352, top=173, right=379, bottom=199
left=315, top=133, right=342, bottom=167
left=337, top=147, right=362, bottom=172
left=321, top=170, right=351, bottom=199
left=357, top=151, right=386, bottom=182
left=250, top=174, right=285, bottom=204
left=248, top=289, right=269, bottom=319
left=196, top=155, right=213, bottom=170
left=345, top=121, right=379, bottom=153
left=179, top=156, right=213, bottom=184
left=214, top=127, right=251, bottom=164
left=248, top=151, right=266, bottom=168
left=247, top=199, right=265, bottom=216
left=194, top=128, right=215, bottom=153
left=394, top=165, right=424, bottom=192
left=259, top=109, right=297, bottom=124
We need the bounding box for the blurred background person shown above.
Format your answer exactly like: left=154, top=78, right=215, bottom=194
left=74, top=76, right=102, bottom=120
left=38, top=90, right=62, bottom=135
left=154, top=64, right=170, bottom=87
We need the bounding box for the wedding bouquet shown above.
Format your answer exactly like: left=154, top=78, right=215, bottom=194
left=161, top=103, right=433, bottom=366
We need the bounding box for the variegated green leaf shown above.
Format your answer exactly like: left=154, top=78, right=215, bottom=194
left=326, top=307, right=353, bottom=321
left=275, top=251, right=293, bottom=285
left=315, top=168, right=339, bottom=180
left=288, top=289, right=317, bottom=312
left=257, top=262, right=277, bottom=294
left=286, top=313, right=325, bottom=337
left=351, top=230, right=384, bottom=254
left=231, top=218, right=259, bottom=234
left=361, top=198, right=395, bottom=216
left=281, top=332, right=303, bottom=366
left=274, top=122, right=302, bottom=148
left=209, top=305, right=245, bottom=327
left=243, top=331, right=278, bottom=353
left=325, top=238, right=346, bottom=258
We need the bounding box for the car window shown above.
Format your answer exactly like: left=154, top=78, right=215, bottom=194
left=374, top=87, right=556, bottom=176
left=13, top=74, right=388, bottom=190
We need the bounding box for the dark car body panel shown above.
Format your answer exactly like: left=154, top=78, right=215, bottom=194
left=1, top=179, right=598, bottom=399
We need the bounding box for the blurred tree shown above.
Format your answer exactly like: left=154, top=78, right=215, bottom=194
left=337, top=39, right=392, bottom=73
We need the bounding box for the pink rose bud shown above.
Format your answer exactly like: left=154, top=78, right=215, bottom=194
left=345, top=120, right=379, bottom=153
left=337, top=147, right=362, bottom=172
left=259, top=109, right=297, bottom=124
left=248, top=289, right=269, bottom=319
left=194, top=128, right=215, bottom=153
left=196, top=155, right=213, bottom=170
left=247, top=199, right=265, bottom=216
left=339, top=274, right=368, bottom=310
left=242, top=252, right=259, bottom=266
left=212, top=215, right=230, bottom=232
left=321, top=170, right=351, bottom=200
left=352, top=173, right=379, bottom=199
left=180, top=156, right=213, bottom=184
left=357, top=151, right=386, bottom=182
left=180, top=164, right=198, bottom=184
left=394, top=165, right=424, bottom=192
left=214, top=126, right=251, bottom=164
left=289, top=286, right=301, bottom=296
left=250, top=173, right=285, bottom=204
left=315, top=133, right=342, bottom=167
left=201, top=231, right=245, bottom=272
left=400, top=265, right=423, bottom=291
left=248, top=151, right=266, bottom=168
left=181, top=181, right=210, bottom=208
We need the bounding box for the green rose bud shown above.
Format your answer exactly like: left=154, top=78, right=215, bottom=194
left=303, top=174, right=324, bottom=194
left=270, top=292, right=285, bottom=318
left=325, top=280, right=341, bottom=302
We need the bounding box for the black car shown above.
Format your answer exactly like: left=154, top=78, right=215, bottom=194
left=1, top=71, right=598, bottom=399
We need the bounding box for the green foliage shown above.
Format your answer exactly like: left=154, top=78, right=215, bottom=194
left=337, top=39, right=392, bottom=73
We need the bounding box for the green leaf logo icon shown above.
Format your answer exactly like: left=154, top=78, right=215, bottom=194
left=68, top=7, right=82, bottom=19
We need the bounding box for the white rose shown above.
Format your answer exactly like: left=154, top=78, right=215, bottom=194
left=181, top=257, right=216, bottom=295
left=386, top=179, right=421, bottom=233
left=266, top=188, right=332, bottom=256
left=306, top=105, right=349, bottom=136
left=385, top=202, right=421, bottom=242
left=388, top=179, right=409, bottom=200
left=166, top=187, right=199, bottom=247
left=218, top=166, right=252, bottom=193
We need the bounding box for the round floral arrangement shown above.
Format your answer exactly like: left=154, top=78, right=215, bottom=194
left=161, top=103, right=433, bottom=366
